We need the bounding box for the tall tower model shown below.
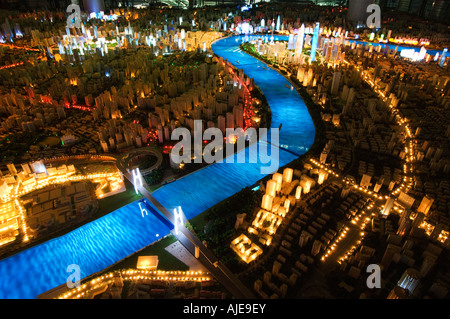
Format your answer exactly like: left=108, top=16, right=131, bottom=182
left=310, top=22, right=320, bottom=62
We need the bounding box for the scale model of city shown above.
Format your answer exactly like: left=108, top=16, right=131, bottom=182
left=0, top=0, right=448, bottom=300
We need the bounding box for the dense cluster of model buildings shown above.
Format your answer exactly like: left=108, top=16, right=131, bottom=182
left=0, top=3, right=448, bottom=299
left=244, top=21, right=448, bottom=297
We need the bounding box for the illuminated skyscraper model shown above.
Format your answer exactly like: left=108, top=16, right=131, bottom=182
left=276, top=15, right=281, bottom=32
left=310, top=22, right=320, bottom=62
left=397, top=268, right=421, bottom=295
left=295, top=24, right=305, bottom=62
left=439, top=48, right=447, bottom=67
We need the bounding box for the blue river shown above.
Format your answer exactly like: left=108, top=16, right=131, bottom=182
left=0, top=35, right=315, bottom=299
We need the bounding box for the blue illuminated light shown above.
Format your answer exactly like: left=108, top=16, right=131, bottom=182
left=310, top=22, right=320, bottom=62
left=0, top=35, right=316, bottom=299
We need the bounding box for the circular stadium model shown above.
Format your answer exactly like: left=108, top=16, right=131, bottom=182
left=116, top=147, right=163, bottom=176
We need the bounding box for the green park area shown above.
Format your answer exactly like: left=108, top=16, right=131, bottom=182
left=96, top=179, right=142, bottom=217
left=38, top=136, right=61, bottom=147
